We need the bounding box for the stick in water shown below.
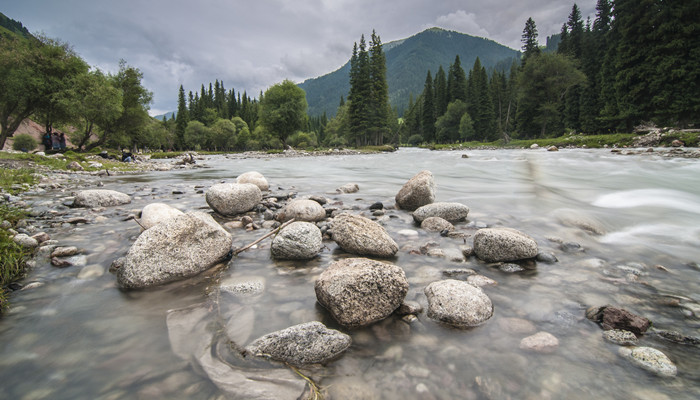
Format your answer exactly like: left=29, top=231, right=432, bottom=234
left=233, top=218, right=296, bottom=255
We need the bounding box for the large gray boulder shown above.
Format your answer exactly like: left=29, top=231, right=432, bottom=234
left=73, top=189, right=131, bottom=208
left=331, top=213, right=398, bottom=257
left=140, top=202, right=184, bottom=229
left=276, top=199, right=326, bottom=222
left=271, top=221, right=322, bottom=260
left=424, top=279, right=494, bottom=327
left=116, top=212, right=232, bottom=289
left=413, top=202, right=470, bottom=223
left=237, top=171, right=269, bottom=191
left=472, top=228, right=538, bottom=262
left=206, top=183, right=262, bottom=216
left=315, top=258, right=409, bottom=328
left=395, top=170, right=435, bottom=211
left=245, top=321, right=351, bottom=366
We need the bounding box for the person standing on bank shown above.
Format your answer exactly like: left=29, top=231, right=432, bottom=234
left=58, top=132, right=66, bottom=151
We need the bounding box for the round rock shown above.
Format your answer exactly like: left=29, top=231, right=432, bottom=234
left=473, top=228, right=538, bottom=262
left=276, top=199, right=326, bottom=222
left=12, top=233, right=39, bottom=249
left=421, top=217, right=454, bottom=232
left=271, top=221, right=322, bottom=260
left=140, top=203, right=184, bottom=229
left=424, top=279, right=494, bottom=327
left=603, top=329, right=638, bottom=346
left=619, top=347, right=677, bottom=377
left=206, top=183, right=262, bottom=216
left=236, top=171, right=269, bottom=191
left=72, top=189, right=131, bottom=208
left=331, top=213, right=398, bottom=257
left=245, top=321, right=351, bottom=366
left=519, top=331, right=559, bottom=353
left=315, top=257, right=409, bottom=328
left=116, top=212, right=232, bottom=289
left=395, top=170, right=435, bottom=211
left=412, top=202, right=470, bottom=223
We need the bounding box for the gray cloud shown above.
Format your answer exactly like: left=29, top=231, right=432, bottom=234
left=1, top=0, right=597, bottom=115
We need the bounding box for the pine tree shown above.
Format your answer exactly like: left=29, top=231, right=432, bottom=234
left=447, top=55, right=467, bottom=103
left=521, top=17, right=540, bottom=67
left=369, top=30, right=390, bottom=145
left=421, top=71, right=436, bottom=142
left=434, top=66, right=448, bottom=117
left=175, top=85, right=188, bottom=149
left=348, top=38, right=372, bottom=146
left=467, top=58, right=495, bottom=141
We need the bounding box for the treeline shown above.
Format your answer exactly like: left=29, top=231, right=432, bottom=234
left=0, top=34, right=157, bottom=151
left=319, top=31, right=399, bottom=148
left=399, top=0, right=699, bottom=145
left=170, top=81, right=263, bottom=151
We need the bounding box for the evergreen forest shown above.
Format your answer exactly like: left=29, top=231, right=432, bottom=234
left=1, top=0, right=698, bottom=153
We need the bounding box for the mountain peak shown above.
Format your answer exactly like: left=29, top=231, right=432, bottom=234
left=299, top=28, right=520, bottom=117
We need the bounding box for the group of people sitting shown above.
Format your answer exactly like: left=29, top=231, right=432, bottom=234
left=41, top=132, right=66, bottom=152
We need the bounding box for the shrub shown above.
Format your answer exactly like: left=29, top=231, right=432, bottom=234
left=407, top=134, right=424, bottom=146
left=11, top=134, right=37, bottom=152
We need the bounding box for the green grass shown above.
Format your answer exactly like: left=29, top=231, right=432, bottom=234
left=0, top=168, right=36, bottom=194
left=426, top=133, right=639, bottom=150
left=0, top=205, right=31, bottom=314
left=0, top=151, right=140, bottom=172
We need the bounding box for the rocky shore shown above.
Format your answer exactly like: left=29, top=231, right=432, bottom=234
left=2, top=148, right=699, bottom=399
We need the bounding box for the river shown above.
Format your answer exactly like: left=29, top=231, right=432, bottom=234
left=1, top=148, right=699, bottom=399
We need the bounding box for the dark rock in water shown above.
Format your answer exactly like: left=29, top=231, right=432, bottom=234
left=245, top=321, right=351, bottom=366
left=586, top=305, right=651, bottom=336
left=369, top=202, right=384, bottom=210
left=536, top=251, right=558, bottom=263
left=648, top=328, right=700, bottom=345
left=51, top=257, right=73, bottom=268
left=560, top=242, right=584, bottom=253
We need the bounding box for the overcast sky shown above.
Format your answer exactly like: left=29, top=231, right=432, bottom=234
left=2, top=0, right=597, bottom=116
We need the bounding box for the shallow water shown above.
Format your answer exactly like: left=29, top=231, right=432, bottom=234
left=2, top=148, right=700, bottom=399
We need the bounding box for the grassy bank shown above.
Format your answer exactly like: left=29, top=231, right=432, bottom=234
left=428, top=133, right=639, bottom=150
left=0, top=170, right=35, bottom=314
left=0, top=150, right=139, bottom=172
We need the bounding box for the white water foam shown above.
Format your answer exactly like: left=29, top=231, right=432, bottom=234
left=592, top=189, right=700, bottom=214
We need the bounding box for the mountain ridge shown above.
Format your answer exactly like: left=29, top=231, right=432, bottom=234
left=299, top=27, right=521, bottom=117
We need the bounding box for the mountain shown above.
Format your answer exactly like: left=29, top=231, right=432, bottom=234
left=153, top=111, right=176, bottom=121
left=298, top=27, right=520, bottom=117
left=0, top=12, right=33, bottom=39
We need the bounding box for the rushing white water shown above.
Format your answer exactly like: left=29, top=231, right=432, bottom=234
left=1, top=148, right=699, bottom=399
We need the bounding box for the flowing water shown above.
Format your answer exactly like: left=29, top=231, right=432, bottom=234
left=2, top=148, right=700, bottom=399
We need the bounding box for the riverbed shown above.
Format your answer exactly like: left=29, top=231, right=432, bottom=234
left=1, top=148, right=699, bottom=399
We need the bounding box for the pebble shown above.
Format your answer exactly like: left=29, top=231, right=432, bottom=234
left=619, top=347, right=677, bottom=377
left=602, top=329, right=638, bottom=346
left=519, top=331, right=559, bottom=353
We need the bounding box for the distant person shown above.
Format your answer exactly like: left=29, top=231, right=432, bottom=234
left=121, top=149, right=133, bottom=162
left=51, top=133, right=60, bottom=150
left=58, top=132, right=66, bottom=151
left=42, top=132, right=52, bottom=151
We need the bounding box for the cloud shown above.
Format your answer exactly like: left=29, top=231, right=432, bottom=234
left=435, top=10, right=490, bottom=38
left=1, top=0, right=599, bottom=115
